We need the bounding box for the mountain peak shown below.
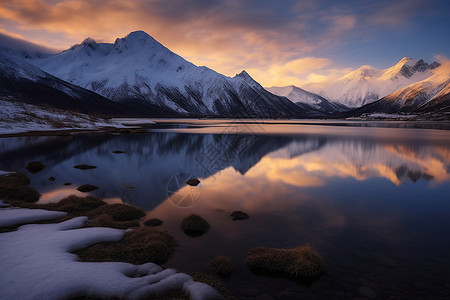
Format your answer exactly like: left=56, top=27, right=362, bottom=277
left=236, top=70, right=253, bottom=81
left=81, top=37, right=96, bottom=45
left=398, top=57, right=419, bottom=67
left=124, top=30, right=152, bottom=40
left=114, top=30, right=162, bottom=50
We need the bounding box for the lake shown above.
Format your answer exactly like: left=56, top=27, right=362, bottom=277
left=1, top=119, right=449, bottom=299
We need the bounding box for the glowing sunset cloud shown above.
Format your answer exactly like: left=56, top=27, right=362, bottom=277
left=0, top=0, right=448, bottom=87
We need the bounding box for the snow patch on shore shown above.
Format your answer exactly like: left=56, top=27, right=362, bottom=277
left=0, top=204, right=220, bottom=299
left=0, top=99, right=127, bottom=135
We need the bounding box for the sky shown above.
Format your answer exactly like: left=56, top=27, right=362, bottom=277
left=0, top=0, right=449, bottom=88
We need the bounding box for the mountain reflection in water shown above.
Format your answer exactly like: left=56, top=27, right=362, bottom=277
left=1, top=122, right=449, bottom=298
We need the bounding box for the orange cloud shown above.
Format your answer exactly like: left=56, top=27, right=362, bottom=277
left=0, top=0, right=441, bottom=88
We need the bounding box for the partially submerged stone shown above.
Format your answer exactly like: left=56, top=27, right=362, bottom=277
left=77, top=184, right=99, bottom=192
left=231, top=211, right=249, bottom=221
left=185, top=178, right=201, bottom=186
left=25, top=161, right=46, bottom=174
left=74, top=164, right=97, bottom=170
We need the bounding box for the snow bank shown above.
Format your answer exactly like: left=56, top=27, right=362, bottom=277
left=0, top=206, right=220, bottom=299
left=0, top=200, right=66, bottom=226
left=0, top=99, right=127, bottom=135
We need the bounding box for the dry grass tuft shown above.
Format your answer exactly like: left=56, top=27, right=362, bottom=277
left=73, top=164, right=97, bottom=170
left=87, top=213, right=140, bottom=229
left=77, top=184, right=99, bottom=192
left=40, top=195, right=106, bottom=214
left=180, top=214, right=210, bottom=237
left=144, top=218, right=164, bottom=227
left=0, top=172, right=40, bottom=203
left=208, top=256, right=233, bottom=277
left=86, top=203, right=146, bottom=222
left=246, top=245, right=326, bottom=280
left=76, top=227, right=176, bottom=265
left=25, top=161, right=46, bottom=174
left=190, top=272, right=234, bottom=299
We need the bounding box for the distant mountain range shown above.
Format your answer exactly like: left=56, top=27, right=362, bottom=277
left=313, top=57, right=440, bottom=108
left=0, top=31, right=448, bottom=119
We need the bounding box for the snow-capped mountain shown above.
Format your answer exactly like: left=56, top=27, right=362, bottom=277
left=352, top=61, right=450, bottom=114
left=315, top=57, right=440, bottom=108
left=0, top=53, right=127, bottom=116
left=266, top=85, right=348, bottom=113
left=28, top=31, right=309, bottom=118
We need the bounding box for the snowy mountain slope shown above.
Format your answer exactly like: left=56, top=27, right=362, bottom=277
left=315, top=57, right=439, bottom=108
left=0, top=53, right=132, bottom=116
left=29, top=31, right=310, bottom=118
left=266, top=85, right=348, bottom=113
left=350, top=62, right=450, bottom=114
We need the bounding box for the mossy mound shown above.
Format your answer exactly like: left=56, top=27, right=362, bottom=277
left=25, top=161, right=46, bottom=174
left=190, top=272, right=234, bottom=299
left=87, top=203, right=146, bottom=222
left=0, top=172, right=30, bottom=186
left=208, top=256, right=233, bottom=277
left=180, top=214, right=210, bottom=237
left=73, top=164, right=97, bottom=170
left=0, top=172, right=40, bottom=203
left=77, top=184, right=99, bottom=192
left=64, top=182, right=71, bottom=186
left=88, top=213, right=140, bottom=229
left=144, top=218, right=163, bottom=227
left=76, top=227, right=176, bottom=265
left=246, top=245, right=326, bottom=280
left=41, top=195, right=106, bottom=215
left=231, top=211, right=249, bottom=221
left=48, top=176, right=55, bottom=181
left=185, top=178, right=200, bottom=186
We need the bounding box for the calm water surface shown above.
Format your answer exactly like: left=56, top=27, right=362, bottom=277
left=1, top=120, right=450, bottom=299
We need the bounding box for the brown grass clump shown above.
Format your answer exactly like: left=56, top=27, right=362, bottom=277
left=1, top=172, right=30, bottom=186
left=87, top=213, right=140, bottom=229
left=190, top=272, right=234, bottom=299
left=180, top=214, right=210, bottom=237
left=144, top=218, right=163, bottom=227
left=25, top=161, right=46, bottom=174
left=208, top=256, right=233, bottom=277
left=76, top=227, right=176, bottom=265
left=40, top=195, right=106, bottom=214
left=86, top=203, right=146, bottom=222
left=245, top=245, right=326, bottom=280
left=230, top=211, right=249, bottom=221
left=77, top=184, right=99, bottom=192
left=112, top=150, right=126, bottom=154
left=73, top=164, right=97, bottom=170
left=185, top=178, right=200, bottom=186
left=0, top=172, right=40, bottom=203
